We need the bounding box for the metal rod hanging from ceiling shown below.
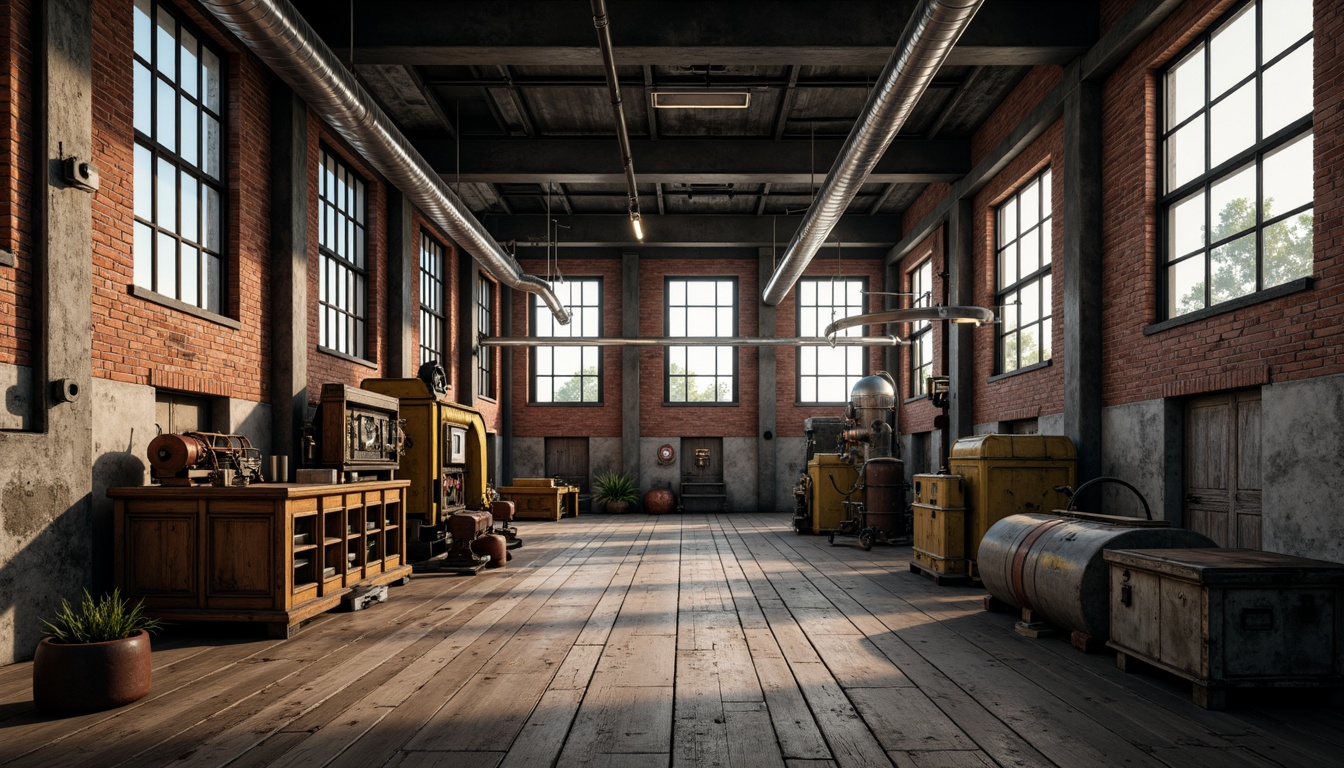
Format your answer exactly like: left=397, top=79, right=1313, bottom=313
left=481, top=336, right=909, bottom=347
left=590, top=0, right=644, bottom=240
left=761, top=0, right=985, bottom=306
left=197, top=0, right=571, bottom=323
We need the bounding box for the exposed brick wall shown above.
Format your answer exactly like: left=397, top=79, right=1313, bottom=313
left=1101, top=0, right=1138, bottom=36
left=902, top=182, right=951, bottom=235
left=0, top=0, right=33, bottom=368
left=90, top=0, right=270, bottom=402
left=971, top=66, right=1065, bottom=168
left=895, top=228, right=943, bottom=436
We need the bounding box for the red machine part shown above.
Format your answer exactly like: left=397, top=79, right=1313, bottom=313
left=147, top=433, right=212, bottom=476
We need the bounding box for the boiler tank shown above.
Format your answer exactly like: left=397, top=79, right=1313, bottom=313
left=862, top=457, right=905, bottom=534
left=978, top=512, right=1217, bottom=643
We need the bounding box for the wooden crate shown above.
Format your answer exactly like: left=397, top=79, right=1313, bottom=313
left=911, top=503, right=967, bottom=576
left=499, top=484, right=580, bottom=520
left=912, top=474, right=966, bottom=508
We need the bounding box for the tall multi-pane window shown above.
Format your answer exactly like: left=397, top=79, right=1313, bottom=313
left=996, top=168, right=1053, bottom=373
left=666, top=278, right=736, bottom=404
left=797, top=278, right=866, bottom=404
left=132, top=0, right=225, bottom=312
left=477, top=275, right=496, bottom=399
left=318, top=149, right=367, bottom=358
left=532, top=279, right=601, bottom=403
left=1161, top=0, right=1313, bottom=319
left=908, top=261, right=934, bottom=397
left=419, top=233, right=447, bottom=369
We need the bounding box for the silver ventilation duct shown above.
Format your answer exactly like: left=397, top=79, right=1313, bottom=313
left=198, top=0, right=571, bottom=324
left=761, top=0, right=984, bottom=306
left=481, top=336, right=909, bottom=347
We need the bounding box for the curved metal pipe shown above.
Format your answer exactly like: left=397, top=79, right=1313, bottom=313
left=823, top=305, right=994, bottom=344
left=481, top=336, right=909, bottom=347
left=761, top=0, right=984, bottom=306
left=198, top=0, right=571, bottom=323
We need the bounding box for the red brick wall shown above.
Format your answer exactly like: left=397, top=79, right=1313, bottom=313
left=895, top=228, right=944, bottom=436
left=1101, top=0, right=1138, bottom=36
left=0, top=0, right=33, bottom=368
left=1100, top=0, right=1344, bottom=405
left=971, top=66, right=1065, bottom=168
left=90, top=0, right=270, bottom=402
left=902, top=182, right=950, bottom=234
left=509, top=257, right=624, bottom=438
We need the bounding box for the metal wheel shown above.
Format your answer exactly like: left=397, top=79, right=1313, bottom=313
left=859, top=530, right=874, bottom=551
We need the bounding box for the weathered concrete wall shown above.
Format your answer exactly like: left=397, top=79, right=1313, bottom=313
left=1262, top=376, right=1344, bottom=563
left=776, top=437, right=808, bottom=514
left=221, top=399, right=272, bottom=458
left=0, top=364, right=34, bottom=431
left=639, top=437, right=682, bottom=501
left=510, top=437, right=544, bottom=480
left=90, top=379, right=155, bottom=591
left=724, top=437, right=758, bottom=511
left=1101, top=399, right=1180, bottom=521
left=1039, top=413, right=1065, bottom=437
left=590, top=437, right=622, bottom=485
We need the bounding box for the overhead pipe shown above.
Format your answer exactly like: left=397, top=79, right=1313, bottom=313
left=590, top=0, right=644, bottom=240
left=761, top=0, right=984, bottom=306
left=198, top=0, right=571, bottom=323
left=481, top=336, right=909, bottom=347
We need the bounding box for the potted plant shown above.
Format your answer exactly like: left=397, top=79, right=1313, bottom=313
left=594, top=470, right=640, bottom=514
left=32, top=589, right=162, bottom=716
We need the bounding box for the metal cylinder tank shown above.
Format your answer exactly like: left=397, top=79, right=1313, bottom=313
left=863, top=457, right=905, bottom=533
left=848, top=372, right=895, bottom=428
left=979, top=512, right=1217, bottom=642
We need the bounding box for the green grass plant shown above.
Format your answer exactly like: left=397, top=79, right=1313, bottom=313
left=41, top=589, right=163, bottom=643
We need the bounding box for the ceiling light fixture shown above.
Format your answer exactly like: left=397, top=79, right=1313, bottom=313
left=823, top=305, right=995, bottom=344
left=651, top=91, right=752, bottom=109
left=630, top=208, right=645, bottom=241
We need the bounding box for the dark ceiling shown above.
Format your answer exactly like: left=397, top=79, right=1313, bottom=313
left=289, top=0, right=1100, bottom=251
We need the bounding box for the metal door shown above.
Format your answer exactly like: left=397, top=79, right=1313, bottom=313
left=544, top=437, right=589, bottom=492
left=681, top=437, right=724, bottom=482
left=1184, top=390, right=1261, bottom=548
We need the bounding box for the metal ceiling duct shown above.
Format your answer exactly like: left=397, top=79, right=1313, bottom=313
left=761, top=0, right=984, bottom=306
left=481, top=336, right=908, bottom=347
left=198, top=0, right=571, bottom=324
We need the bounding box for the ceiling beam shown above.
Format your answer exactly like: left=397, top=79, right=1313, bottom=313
left=420, top=137, right=968, bottom=184
left=302, top=0, right=1098, bottom=67
left=485, top=214, right=901, bottom=248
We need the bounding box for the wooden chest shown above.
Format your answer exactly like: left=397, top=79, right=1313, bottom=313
left=912, top=474, right=966, bottom=508
left=911, top=503, right=967, bottom=576
left=498, top=482, right=580, bottom=520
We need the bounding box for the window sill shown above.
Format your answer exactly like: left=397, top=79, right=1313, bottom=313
left=317, top=345, right=378, bottom=369
left=794, top=400, right=848, bottom=407
left=477, top=395, right=498, bottom=404
left=129, top=285, right=241, bottom=329
left=663, top=401, right=739, bottom=407
left=988, top=358, right=1052, bottom=383
left=1143, top=277, right=1314, bottom=335
left=526, top=401, right=605, bottom=407
left=903, top=394, right=930, bottom=405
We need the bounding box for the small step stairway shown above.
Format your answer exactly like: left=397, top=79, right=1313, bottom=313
left=680, top=480, right=727, bottom=512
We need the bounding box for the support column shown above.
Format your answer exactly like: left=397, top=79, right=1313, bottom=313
left=757, top=248, right=778, bottom=512
left=385, top=191, right=414, bottom=378
left=499, top=285, right=513, bottom=485
left=457, top=258, right=479, bottom=405
left=622, top=252, right=641, bottom=479
left=1064, top=80, right=1104, bottom=484
left=947, top=200, right=976, bottom=462
left=269, top=87, right=308, bottom=467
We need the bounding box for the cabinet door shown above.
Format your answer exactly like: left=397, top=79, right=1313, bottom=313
left=206, top=514, right=276, bottom=608
left=125, top=511, right=198, bottom=607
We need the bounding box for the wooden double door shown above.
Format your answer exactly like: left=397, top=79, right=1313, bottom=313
left=1184, top=390, right=1261, bottom=549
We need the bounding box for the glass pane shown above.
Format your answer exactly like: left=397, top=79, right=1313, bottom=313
left=717, top=307, right=732, bottom=336
left=817, top=345, right=845, bottom=373
left=1020, top=324, right=1039, bottom=366
left=584, top=280, right=598, bottom=305
left=800, top=307, right=816, bottom=335
left=180, top=243, right=198, bottom=306
left=1210, top=231, right=1257, bottom=304
left=1209, top=3, right=1255, bottom=98
left=156, top=78, right=175, bottom=151
left=1166, top=115, right=1205, bottom=192
left=687, top=346, right=714, bottom=375
left=1263, top=0, right=1311, bottom=62
left=181, top=175, right=198, bottom=242
left=134, top=63, right=152, bottom=135
left=134, top=0, right=153, bottom=61
left=670, top=311, right=685, bottom=337
left=1001, top=291, right=1018, bottom=331
left=582, top=346, right=597, bottom=369
left=535, top=349, right=552, bottom=375
left=718, top=280, right=733, bottom=306
left=818, top=377, right=845, bottom=403
left=1263, top=131, right=1313, bottom=217
left=800, top=377, right=816, bottom=403
left=847, top=281, right=863, bottom=306
left=687, top=376, right=712, bottom=401
left=1168, top=255, right=1207, bottom=316
left=203, top=185, right=221, bottom=251
left=1263, top=211, right=1314, bottom=288
left=687, top=310, right=713, bottom=337
left=1002, top=333, right=1018, bottom=372
left=1168, top=189, right=1206, bottom=260
left=155, top=6, right=176, bottom=80
left=134, top=222, right=153, bottom=288
left=1020, top=228, right=1040, bottom=276
left=582, top=307, right=599, bottom=336
left=180, top=98, right=198, bottom=166
left=202, top=47, right=221, bottom=112
left=1020, top=179, right=1040, bottom=228
left=134, top=144, right=152, bottom=220
left=1166, top=45, right=1206, bottom=130
left=1263, top=43, right=1314, bottom=138
left=180, top=30, right=198, bottom=98
left=717, top=346, right=733, bottom=372
left=800, top=279, right=815, bottom=305
left=156, top=159, right=176, bottom=230
left=800, top=349, right=816, bottom=376
left=1210, top=81, right=1256, bottom=168
left=582, top=376, right=599, bottom=402
left=1020, top=280, right=1040, bottom=325
left=669, top=280, right=685, bottom=306
left=203, top=114, right=220, bottom=179
left=1041, top=317, right=1053, bottom=361
left=1040, top=218, right=1052, bottom=265
left=999, top=198, right=1017, bottom=243
left=1210, top=162, right=1257, bottom=242
left=669, top=346, right=686, bottom=371
left=156, top=232, right=177, bottom=298
left=204, top=253, right=220, bottom=313
left=999, top=242, right=1017, bottom=287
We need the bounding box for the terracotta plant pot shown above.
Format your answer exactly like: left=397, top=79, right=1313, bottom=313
left=32, top=630, right=152, bottom=716
left=643, top=488, right=675, bottom=515
left=471, top=533, right=508, bottom=567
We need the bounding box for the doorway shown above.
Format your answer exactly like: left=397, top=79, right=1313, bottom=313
left=681, top=437, right=726, bottom=512
left=1184, top=390, right=1262, bottom=549
left=544, top=437, right=589, bottom=494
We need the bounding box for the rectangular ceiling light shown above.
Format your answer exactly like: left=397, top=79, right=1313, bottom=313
left=652, top=91, right=751, bottom=109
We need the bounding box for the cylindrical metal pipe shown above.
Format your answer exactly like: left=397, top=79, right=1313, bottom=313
left=590, top=0, right=639, bottom=217
left=762, top=0, right=985, bottom=305
left=480, top=336, right=909, bottom=347
left=198, top=0, right=571, bottom=323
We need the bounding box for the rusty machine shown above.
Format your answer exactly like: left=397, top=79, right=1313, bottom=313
left=361, top=363, right=503, bottom=574
left=147, top=431, right=263, bottom=487
left=304, top=383, right=404, bottom=482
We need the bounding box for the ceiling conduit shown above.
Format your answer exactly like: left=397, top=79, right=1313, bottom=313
left=481, top=336, right=909, bottom=347
left=761, top=0, right=984, bottom=306
left=198, top=0, right=572, bottom=324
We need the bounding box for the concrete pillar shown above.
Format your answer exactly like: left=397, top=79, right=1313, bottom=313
left=622, top=252, right=641, bottom=478
left=457, top=258, right=479, bottom=405
left=499, top=284, right=514, bottom=485
left=269, top=87, right=308, bottom=467
left=385, top=191, right=415, bottom=378
left=1063, top=80, right=1104, bottom=485
left=757, top=248, right=777, bottom=511
left=947, top=201, right=976, bottom=458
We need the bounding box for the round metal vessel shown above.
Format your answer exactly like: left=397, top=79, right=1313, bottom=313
left=979, top=513, right=1217, bottom=641
left=863, top=457, right=904, bottom=533
left=849, top=373, right=895, bottom=428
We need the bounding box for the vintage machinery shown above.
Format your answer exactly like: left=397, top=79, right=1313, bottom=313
left=147, top=431, right=263, bottom=487
left=794, top=454, right=860, bottom=535
left=362, top=364, right=498, bottom=572
left=823, top=372, right=912, bottom=550
left=306, top=384, right=403, bottom=481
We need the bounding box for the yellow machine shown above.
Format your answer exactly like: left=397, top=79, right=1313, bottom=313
left=802, top=454, right=861, bottom=534
left=912, top=474, right=969, bottom=579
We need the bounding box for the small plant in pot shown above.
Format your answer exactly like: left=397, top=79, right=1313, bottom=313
left=594, top=471, right=640, bottom=514
left=33, top=589, right=162, bottom=716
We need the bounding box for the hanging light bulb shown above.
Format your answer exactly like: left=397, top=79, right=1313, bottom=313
left=630, top=210, right=644, bottom=241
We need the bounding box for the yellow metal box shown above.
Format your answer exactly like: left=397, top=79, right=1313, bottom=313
left=807, top=454, right=860, bottom=534
left=948, top=434, right=1075, bottom=573
left=913, top=474, right=966, bottom=508
left=912, top=503, right=967, bottom=575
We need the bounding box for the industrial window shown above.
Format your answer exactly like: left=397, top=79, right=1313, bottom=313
left=995, top=168, right=1053, bottom=374
left=132, top=0, right=225, bottom=312
left=1160, top=0, right=1313, bottom=319
left=419, top=233, right=448, bottom=370
left=908, top=261, right=934, bottom=397
left=665, top=278, right=737, bottom=404
left=318, top=149, right=368, bottom=358
left=796, top=277, right=866, bottom=404
left=477, top=274, right=496, bottom=399
left=531, top=279, right=602, bottom=403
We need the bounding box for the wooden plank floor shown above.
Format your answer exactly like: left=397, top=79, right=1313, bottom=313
left=3, top=512, right=1342, bottom=767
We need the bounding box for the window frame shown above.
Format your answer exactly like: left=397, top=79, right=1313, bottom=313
left=907, top=260, right=934, bottom=399
left=664, top=276, right=739, bottom=405
left=132, top=0, right=227, bottom=315
left=530, top=278, right=604, bottom=405
left=1158, top=0, right=1315, bottom=321
left=418, top=231, right=448, bottom=372
left=477, top=273, right=497, bottom=400
left=795, top=276, right=868, bottom=405
left=317, top=147, right=369, bottom=359
left=995, top=167, right=1054, bottom=375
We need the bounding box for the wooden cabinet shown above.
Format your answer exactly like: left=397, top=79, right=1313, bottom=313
left=498, top=479, right=580, bottom=521
left=110, top=481, right=411, bottom=638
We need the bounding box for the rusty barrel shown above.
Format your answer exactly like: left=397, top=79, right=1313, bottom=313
left=863, top=457, right=905, bottom=534
left=978, top=512, right=1216, bottom=642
